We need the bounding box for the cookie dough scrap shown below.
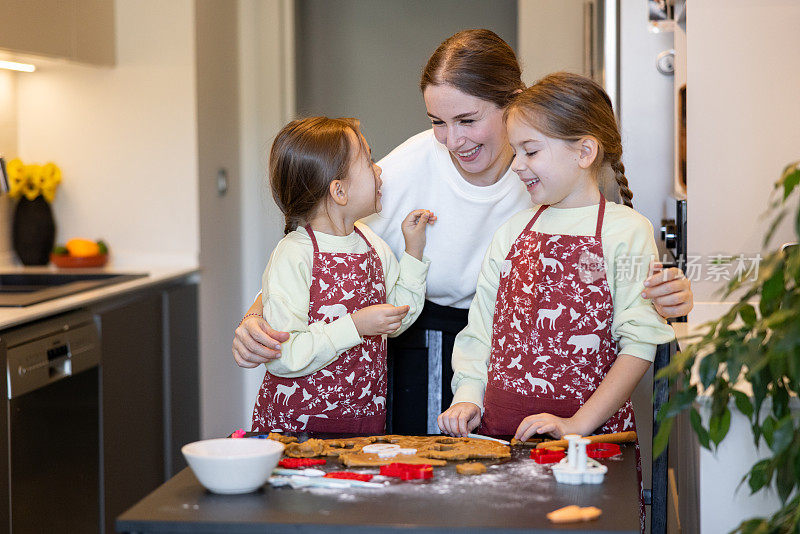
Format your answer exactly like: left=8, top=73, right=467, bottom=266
left=267, top=432, right=298, bottom=444
left=456, top=462, right=487, bottom=475
left=340, top=453, right=447, bottom=467
left=546, top=505, right=602, bottom=524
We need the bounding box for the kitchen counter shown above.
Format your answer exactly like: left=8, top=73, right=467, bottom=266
left=117, top=441, right=641, bottom=533
left=0, top=264, right=199, bottom=330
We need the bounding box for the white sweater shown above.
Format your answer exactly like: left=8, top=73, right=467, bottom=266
left=363, top=130, right=532, bottom=309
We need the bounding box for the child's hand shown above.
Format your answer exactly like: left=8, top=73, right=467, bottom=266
left=514, top=413, right=578, bottom=441
left=437, top=402, right=481, bottom=437
left=351, top=304, right=410, bottom=337
left=401, top=209, right=436, bottom=260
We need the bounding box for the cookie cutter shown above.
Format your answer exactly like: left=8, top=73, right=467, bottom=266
left=586, top=442, right=621, bottom=459
left=324, top=471, right=374, bottom=482
left=231, top=428, right=246, bottom=438
left=551, top=435, right=607, bottom=485
left=530, top=448, right=566, bottom=464
left=278, top=458, right=327, bottom=468
left=379, top=463, right=434, bottom=480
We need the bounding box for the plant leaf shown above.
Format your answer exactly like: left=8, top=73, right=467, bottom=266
left=690, top=407, right=710, bottom=449
left=652, top=416, right=674, bottom=458
left=748, top=459, right=773, bottom=494
left=699, top=353, right=719, bottom=389
left=781, top=163, right=800, bottom=200
left=732, top=390, right=754, bottom=419
left=762, top=415, right=777, bottom=449
left=739, top=304, right=757, bottom=327
left=776, top=459, right=795, bottom=504
left=770, top=416, right=794, bottom=455
left=709, top=407, right=732, bottom=446
left=760, top=265, right=785, bottom=317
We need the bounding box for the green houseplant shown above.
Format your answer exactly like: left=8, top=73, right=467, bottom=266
left=653, top=161, right=800, bottom=533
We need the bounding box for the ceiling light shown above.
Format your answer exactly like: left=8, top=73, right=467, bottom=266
left=0, top=61, right=36, bottom=73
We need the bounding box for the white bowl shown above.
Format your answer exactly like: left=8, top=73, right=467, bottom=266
left=182, top=438, right=284, bottom=494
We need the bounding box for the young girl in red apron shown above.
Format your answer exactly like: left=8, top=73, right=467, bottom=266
left=251, top=117, right=434, bottom=434
left=440, top=73, right=675, bottom=533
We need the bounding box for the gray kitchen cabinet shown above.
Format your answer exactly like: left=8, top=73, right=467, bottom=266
left=97, top=292, right=164, bottom=534
left=93, top=279, right=199, bottom=534
left=0, top=0, right=115, bottom=65
left=163, top=283, right=200, bottom=476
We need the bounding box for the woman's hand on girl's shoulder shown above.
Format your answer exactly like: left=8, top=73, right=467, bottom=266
left=642, top=262, right=694, bottom=318
left=401, top=209, right=436, bottom=260
left=232, top=315, right=290, bottom=368
left=437, top=402, right=481, bottom=437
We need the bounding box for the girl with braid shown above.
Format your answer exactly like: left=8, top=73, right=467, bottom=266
left=438, top=72, right=674, bottom=532
left=234, top=30, right=693, bottom=439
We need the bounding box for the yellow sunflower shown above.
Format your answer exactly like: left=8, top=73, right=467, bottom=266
left=6, top=159, right=62, bottom=202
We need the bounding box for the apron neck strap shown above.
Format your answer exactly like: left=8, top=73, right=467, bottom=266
left=595, top=194, right=606, bottom=239
left=527, top=204, right=550, bottom=231
left=306, top=224, right=374, bottom=253
left=305, top=225, right=320, bottom=253
left=353, top=225, right=379, bottom=255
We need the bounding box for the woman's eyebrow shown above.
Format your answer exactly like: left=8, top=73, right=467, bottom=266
left=426, top=111, right=479, bottom=120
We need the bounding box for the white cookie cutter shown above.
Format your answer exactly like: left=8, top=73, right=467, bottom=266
left=551, top=435, right=607, bottom=485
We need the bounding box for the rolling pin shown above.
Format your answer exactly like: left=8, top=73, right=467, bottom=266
left=535, top=431, right=637, bottom=449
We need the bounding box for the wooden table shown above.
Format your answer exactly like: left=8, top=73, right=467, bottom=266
left=117, top=440, right=640, bottom=533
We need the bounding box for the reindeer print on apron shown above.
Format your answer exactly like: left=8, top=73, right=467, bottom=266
left=479, top=197, right=644, bottom=531
left=252, top=225, right=387, bottom=434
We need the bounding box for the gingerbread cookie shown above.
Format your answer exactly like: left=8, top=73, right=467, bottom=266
left=456, top=462, right=487, bottom=475
left=284, top=438, right=326, bottom=458
left=282, top=435, right=510, bottom=466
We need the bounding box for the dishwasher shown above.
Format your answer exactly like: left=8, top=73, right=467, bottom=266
left=2, top=311, right=100, bottom=533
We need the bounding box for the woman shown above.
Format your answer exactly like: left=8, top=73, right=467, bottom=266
left=232, top=30, right=693, bottom=434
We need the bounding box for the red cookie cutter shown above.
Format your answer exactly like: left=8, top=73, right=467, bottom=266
left=379, top=463, right=434, bottom=480
left=530, top=448, right=566, bottom=464
left=278, top=458, right=327, bottom=468
left=324, top=471, right=374, bottom=482
left=231, top=428, right=246, bottom=438
left=587, top=442, right=622, bottom=458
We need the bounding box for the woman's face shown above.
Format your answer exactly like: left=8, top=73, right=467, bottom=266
left=423, top=84, right=511, bottom=185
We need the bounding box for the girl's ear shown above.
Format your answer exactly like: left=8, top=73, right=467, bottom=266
left=329, top=180, right=348, bottom=206
left=577, top=136, right=600, bottom=169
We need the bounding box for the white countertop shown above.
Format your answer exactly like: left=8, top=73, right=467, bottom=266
left=0, top=264, right=200, bottom=330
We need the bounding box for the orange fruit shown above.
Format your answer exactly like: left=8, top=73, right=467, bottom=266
left=66, top=238, right=100, bottom=257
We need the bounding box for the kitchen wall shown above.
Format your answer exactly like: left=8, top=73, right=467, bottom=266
left=237, top=0, right=294, bottom=428
left=0, top=69, right=17, bottom=264
left=294, top=0, right=517, bottom=161
left=688, top=0, right=800, bottom=308
left=14, top=1, right=199, bottom=268
left=686, top=2, right=800, bottom=531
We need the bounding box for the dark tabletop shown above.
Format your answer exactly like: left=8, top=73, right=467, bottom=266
left=117, top=438, right=640, bottom=534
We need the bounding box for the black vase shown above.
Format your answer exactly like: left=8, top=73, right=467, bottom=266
left=12, top=196, right=56, bottom=266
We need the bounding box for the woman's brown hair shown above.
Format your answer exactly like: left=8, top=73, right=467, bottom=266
left=420, top=29, right=524, bottom=108
left=505, top=72, right=633, bottom=208
left=269, top=117, right=367, bottom=234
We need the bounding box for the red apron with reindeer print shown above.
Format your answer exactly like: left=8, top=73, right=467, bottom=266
left=251, top=225, right=387, bottom=434
left=479, top=197, right=644, bottom=531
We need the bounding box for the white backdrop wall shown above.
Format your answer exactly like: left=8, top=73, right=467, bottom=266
left=688, top=0, right=800, bottom=306
left=15, top=0, right=199, bottom=268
